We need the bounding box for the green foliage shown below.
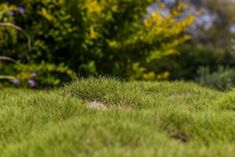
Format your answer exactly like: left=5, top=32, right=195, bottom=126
left=196, top=66, right=235, bottom=91
left=193, top=40, right=235, bottom=91
left=14, top=62, right=76, bottom=87
left=0, top=3, right=18, bottom=50
left=0, top=0, right=194, bottom=85
left=154, top=44, right=234, bottom=80
left=66, top=0, right=194, bottom=79
left=0, top=61, right=75, bottom=88
left=0, top=2, right=75, bottom=87
left=0, top=56, right=17, bottom=86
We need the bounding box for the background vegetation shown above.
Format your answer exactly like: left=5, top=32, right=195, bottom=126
left=1, top=0, right=235, bottom=90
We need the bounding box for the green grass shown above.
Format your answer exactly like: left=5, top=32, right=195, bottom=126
left=1, top=77, right=235, bottom=157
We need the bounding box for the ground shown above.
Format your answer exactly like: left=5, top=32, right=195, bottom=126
left=1, top=77, right=235, bottom=157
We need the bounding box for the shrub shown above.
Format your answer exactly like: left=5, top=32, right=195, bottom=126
left=14, top=62, right=76, bottom=87
left=1, top=0, right=194, bottom=83
left=0, top=3, right=75, bottom=88
left=196, top=66, right=235, bottom=91
left=153, top=44, right=234, bottom=80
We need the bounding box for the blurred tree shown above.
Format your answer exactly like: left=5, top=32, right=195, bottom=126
left=146, top=0, right=235, bottom=81
left=189, top=0, right=235, bottom=48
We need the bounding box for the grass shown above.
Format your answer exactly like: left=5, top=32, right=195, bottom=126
left=1, top=77, right=235, bottom=157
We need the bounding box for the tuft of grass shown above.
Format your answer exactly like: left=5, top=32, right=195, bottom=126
left=63, top=77, right=221, bottom=111
left=1, top=77, right=235, bottom=157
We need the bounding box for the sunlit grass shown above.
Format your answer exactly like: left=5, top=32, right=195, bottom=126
left=1, top=77, right=235, bottom=157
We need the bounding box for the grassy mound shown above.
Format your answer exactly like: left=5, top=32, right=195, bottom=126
left=1, top=78, right=235, bottom=157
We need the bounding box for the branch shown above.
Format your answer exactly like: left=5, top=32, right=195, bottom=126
left=0, top=22, right=32, bottom=51
left=0, top=75, right=16, bottom=80
left=0, top=56, right=16, bottom=63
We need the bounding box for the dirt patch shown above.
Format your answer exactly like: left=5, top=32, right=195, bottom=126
left=88, top=101, right=107, bottom=110
left=87, top=101, right=133, bottom=111
left=170, top=132, right=189, bottom=143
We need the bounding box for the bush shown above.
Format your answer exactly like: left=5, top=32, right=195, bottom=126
left=196, top=66, right=235, bottom=91
left=152, top=44, right=235, bottom=80
left=0, top=3, right=75, bottom=88
left=1, top=0, right=194, bottom=84
left=194, top=40, right=235, bottom=91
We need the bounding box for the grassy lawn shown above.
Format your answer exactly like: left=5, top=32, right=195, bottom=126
left=1, top=78, right=235, bottom=157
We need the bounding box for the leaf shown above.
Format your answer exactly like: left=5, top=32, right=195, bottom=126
left=40, top=8, right=53, bottom=21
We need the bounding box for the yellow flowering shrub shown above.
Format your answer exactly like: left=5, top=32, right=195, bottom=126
left=75, top=0, right=195, bottom=80
left=1, top=0, right=195, bottom=83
